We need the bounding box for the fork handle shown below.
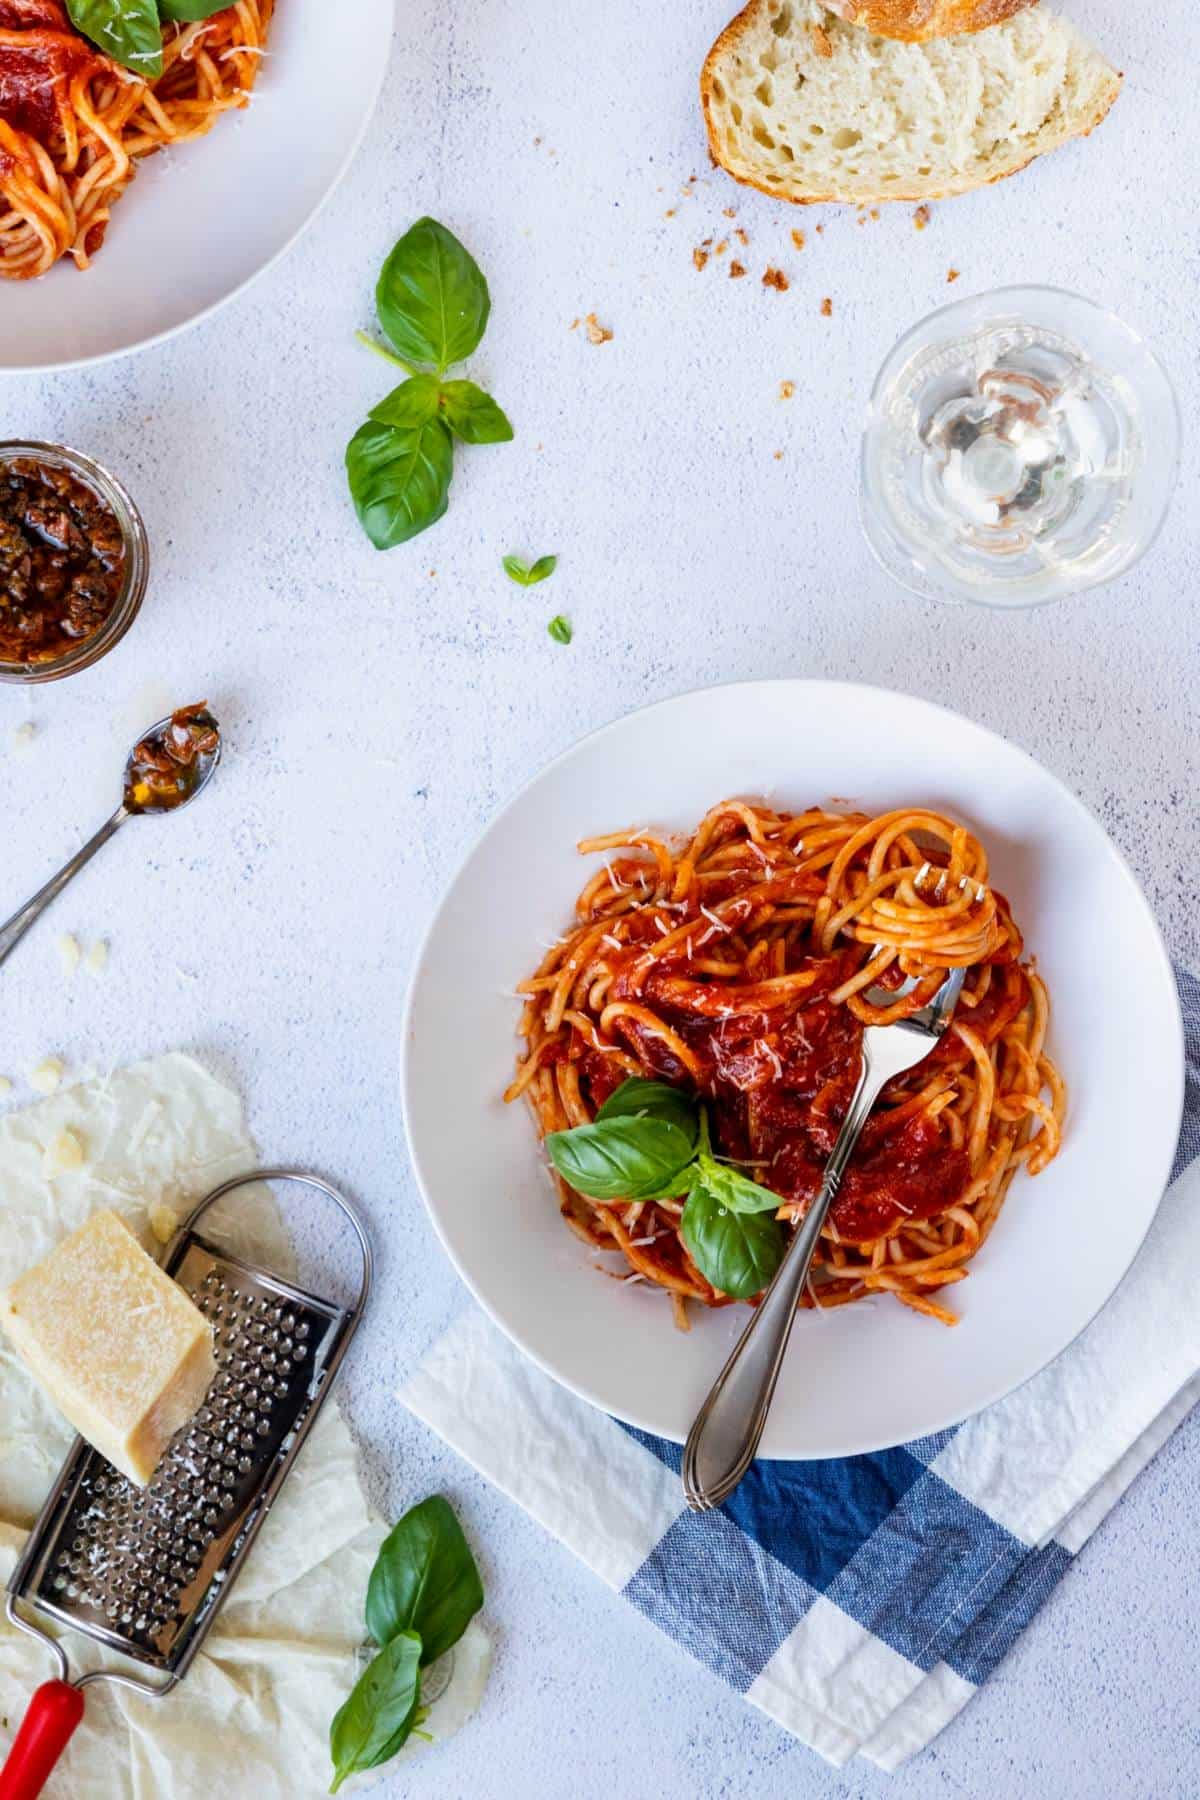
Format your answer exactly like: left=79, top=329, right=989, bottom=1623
left=0, top=1682, right=85, bottom=1800
left=682, top=1055, right=884, bottom=1511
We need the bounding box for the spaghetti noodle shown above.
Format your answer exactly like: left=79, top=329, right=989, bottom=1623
left=0, top=0, right=272, bottom=280
left=506, top=799, right=1065, bottom=1327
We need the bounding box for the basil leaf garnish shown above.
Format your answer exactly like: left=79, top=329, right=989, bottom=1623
left=502, top=552, right=557, bottom=587
left=376, top=217, right=491, bottom=373
left=546, top=1115, right=696, bottom=1201
left=329, top=1631, right=423, bottom=1793
left=345, top=416, right=453, bottom=550
left=368, top=374, right=442, bottom=428
left=547, top=614, right=573, bottom=644
left=67, top=0, right=162, bottom=76
left=366, top=1495, right=484, bottom=1669
left=438, top=381, right=513, bottom=445
left=680, top=1184, right=785, bottom=1300
left=158, top=0, right=238, bottom=18
left=597, top=1077, right=699, bottom=1146
left=695, top=1158, right=783, bottom=1215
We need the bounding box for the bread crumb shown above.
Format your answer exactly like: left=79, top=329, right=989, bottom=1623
left=664, top=208, right=676, bottom=218
left=57, top=934, right=80, bottom=979
left=779, top=380, right=795, bottom=400
left=735, top=227, right=749, bottom=246
left=791, top=229, right=806, bottom=251
left=29, top=1057, right=63, bottom=1094
left=773, top=450, right=784, bottom=461
left=85, top=940, right=109, bottom=978
left=568, top=317, right=580, bottom=330
left=150, top=1203, right=179, bottom=1244
left=729, top=260, right=746, bottom=279
left=809, top=20, right=832, bottom=55
left=693, top=246, right=709, bottom=271
left=762, top=267, right=789, bottom=292
left=584, top=313, right=613, bottom=344
left=715, top=239, right=729, bottom=255
left=815, top=223, right=825, bottom=235
left=722, top=206, right=736, bottom=218
left=820, top=296, right=833, bottom=317
left=947, top=267, right=961, bottom=282
left=914, top=205, right=931, bottom=230
left=870, top=208, right=880, bottom=220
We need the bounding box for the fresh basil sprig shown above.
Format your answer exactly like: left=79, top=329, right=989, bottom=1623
left=67, top=0, right=233, bottom=75
left=597, top=1077, right=699, bottom=1142
left=328, top=1495, right=485, bottom=1793
left=329, top=1632, right=426, bottom=1794
left=503, top=553, right=557, bottom=587
left=67, top=0, right=163, bottom=76
left=347, top=219, right=513, bottom=549
left=547, top=614, right=573, bottom=645
left=546, top=1077, right=787, bottom=1300
left=680, top=1185, right=784, bottom=1300
left=367, top=1496, right=484, bottom=1668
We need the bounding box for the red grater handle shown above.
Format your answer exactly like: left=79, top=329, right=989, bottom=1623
left=0, top=1681, right=84, bottom=1799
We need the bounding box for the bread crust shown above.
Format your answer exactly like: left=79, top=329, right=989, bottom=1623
left=699, top=0, right=1122, bottom=206
left=823, top=0, right=1036, bottom=41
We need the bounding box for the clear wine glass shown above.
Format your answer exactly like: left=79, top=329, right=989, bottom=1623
left=860, top=286, right=1180, bottom=609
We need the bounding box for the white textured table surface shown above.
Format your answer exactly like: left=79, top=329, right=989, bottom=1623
left=2, top=0, right=1198, bottom=1793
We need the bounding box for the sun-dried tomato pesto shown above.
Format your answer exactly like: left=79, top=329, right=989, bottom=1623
left=0, top=456, right=126, bottom=665
left=124, top=704, right=220, bottom=813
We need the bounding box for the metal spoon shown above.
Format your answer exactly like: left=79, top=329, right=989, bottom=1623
left=0, top=706, right=221, bottom=972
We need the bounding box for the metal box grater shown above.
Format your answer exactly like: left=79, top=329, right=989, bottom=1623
left=1, top=1169, right=372, bottom=1798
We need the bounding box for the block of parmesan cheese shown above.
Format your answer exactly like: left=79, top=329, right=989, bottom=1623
left=0, top=1208, right=216, bottom=1487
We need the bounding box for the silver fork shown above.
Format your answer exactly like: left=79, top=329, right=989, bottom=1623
left=682, top=966, right=966, bottom=1511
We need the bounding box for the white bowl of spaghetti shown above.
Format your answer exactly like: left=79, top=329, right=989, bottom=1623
left=402, top=680, right=1184, bottom=1458
left=0, top=0, right=393, bottom=369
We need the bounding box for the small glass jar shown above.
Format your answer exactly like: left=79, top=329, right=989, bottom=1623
left=0, top=440, right=150, bottom=684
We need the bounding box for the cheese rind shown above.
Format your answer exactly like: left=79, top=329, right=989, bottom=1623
left=0, top=1208, right=215, bottom=1487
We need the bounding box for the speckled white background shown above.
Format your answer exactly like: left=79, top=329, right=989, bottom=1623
left=2, top=0, right=1198, bottom=1791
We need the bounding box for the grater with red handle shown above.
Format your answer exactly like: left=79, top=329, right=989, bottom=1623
left=0, top=1168, right=372, bottom=1800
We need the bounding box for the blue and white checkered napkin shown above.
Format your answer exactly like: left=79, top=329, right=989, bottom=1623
left=400, top=970, right=1200, bottom=1771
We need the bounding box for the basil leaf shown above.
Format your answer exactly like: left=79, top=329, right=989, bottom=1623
left=368, top=373, right=441, bottom=428
left=502, top=552, right=556, bottom=587
left=366, top=1495, right=484, bottom=1668
left=329, top=1631, right=422, bottom=1793
left=438, top=381, right=513, bottom=445
left=376, top=218, right=491, bottom=373
left=158, top=0, right=235, bottom=19
left=67, top=0, right=162, bottom=75
left=546, top=1115, right=695, bottom=1200
left=345, top=416, right=453, bottom=549
left=696, top=1157, right=784, bottom=1215
left=547, top=614, right=573, bottom=645
left=597, top=1078, right=698, bottom=1146
left=681, top=1183, right=785, bottom=1300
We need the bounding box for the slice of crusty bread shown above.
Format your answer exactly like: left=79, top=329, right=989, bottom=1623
left=701, top=0, right=1121, bottom=205
left=823, top=0, right=1036, bottom=40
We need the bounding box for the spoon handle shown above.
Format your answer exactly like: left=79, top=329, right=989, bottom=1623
left=682, top=1053, right=885, bottom=1511
left=0, top=808, right=128, bottom=972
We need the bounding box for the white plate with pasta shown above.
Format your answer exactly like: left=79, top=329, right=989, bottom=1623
left=402, top=679, right=1184, bottom=1458
left=0, top=0, right=393, bottom=370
